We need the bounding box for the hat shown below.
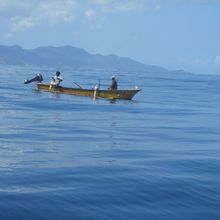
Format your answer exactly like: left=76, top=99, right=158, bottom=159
left=112, top=75, right=116, bottom=79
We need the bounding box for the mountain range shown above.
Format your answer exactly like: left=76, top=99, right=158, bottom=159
left=0, top=45, right=168, bottom=72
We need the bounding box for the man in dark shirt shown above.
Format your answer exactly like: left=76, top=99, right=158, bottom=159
left=110, top=75, right=118, bottom=90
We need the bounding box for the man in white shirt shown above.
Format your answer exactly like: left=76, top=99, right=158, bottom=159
left=50, top=71, right=62, bottom=89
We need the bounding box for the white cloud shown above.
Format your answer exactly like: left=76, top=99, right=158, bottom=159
left=0, top=0, right=25, bottom=10
left=99, top=0, right=147, bottom=13
left=91, top=23, right=103, bottom=30
left=155, top=4, right=161, bottom=11
left=194, top=58, right=202, bottom=64
left=92, top=0, right=111, bottom=4
left=85, top=9, right=96, bottom=20
left=11, top=16, right=39, bottom=31
left=190, top=58, right=210, bottom=65
left=5, top=33, right=12, bottom=39
left=38, top=0, right=75, bottom=24
left=1, top=0, right=160, bottom=33
left=214, top=55, right=220, bottom=65
left=117, top=2, right=145, bottom=12
left=84, top=9, right=104, bottom=30
left=0, top=0, right=37, bottom=17
left=1, top=0, right=77, bottom=31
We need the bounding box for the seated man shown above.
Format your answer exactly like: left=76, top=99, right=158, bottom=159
left=50, top=71, right=62, bottom=89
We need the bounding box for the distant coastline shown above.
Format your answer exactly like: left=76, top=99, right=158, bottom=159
left=0, top=45, right=170, bottom=73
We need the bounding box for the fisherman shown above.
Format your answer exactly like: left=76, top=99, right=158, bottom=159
left=50, top=71, right=62, bottom=89
left=109, top=75, right=117, bottom=90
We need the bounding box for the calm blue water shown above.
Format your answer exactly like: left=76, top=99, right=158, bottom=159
left=0, top=65, right=220, bottom=220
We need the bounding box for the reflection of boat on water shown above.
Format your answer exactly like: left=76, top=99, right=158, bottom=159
left=36, top=83, right=141, bottom=100
left=24, top=73, right=141, bottom=100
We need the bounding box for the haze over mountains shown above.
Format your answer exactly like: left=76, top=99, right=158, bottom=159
left=0, top=45, right=170, bottom=73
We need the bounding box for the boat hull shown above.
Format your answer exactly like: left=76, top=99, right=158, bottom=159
left=36, top=83, right=140, bottom=100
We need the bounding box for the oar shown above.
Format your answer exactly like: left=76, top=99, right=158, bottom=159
left=73, top=82, right=83, bottom=89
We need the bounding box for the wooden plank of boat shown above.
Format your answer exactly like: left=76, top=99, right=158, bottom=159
left=36, top=83, right=141, bottom=100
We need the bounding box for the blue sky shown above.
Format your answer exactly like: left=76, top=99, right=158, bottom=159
left=0, top=0, right=220, bottom=74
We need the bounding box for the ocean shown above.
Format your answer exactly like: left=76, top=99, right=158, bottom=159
left=0, top=65, right=220, bottom=220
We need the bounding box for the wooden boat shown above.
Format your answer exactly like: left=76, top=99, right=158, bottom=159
left=36, top=83, right=141, bottom=100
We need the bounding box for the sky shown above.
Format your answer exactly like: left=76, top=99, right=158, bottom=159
left=0, top=0, right=220, bottom=74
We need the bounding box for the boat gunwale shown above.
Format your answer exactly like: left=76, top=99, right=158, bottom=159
left=36, top=83, right=141, bottom=100
left=37, top=83, right=141, bottom=92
